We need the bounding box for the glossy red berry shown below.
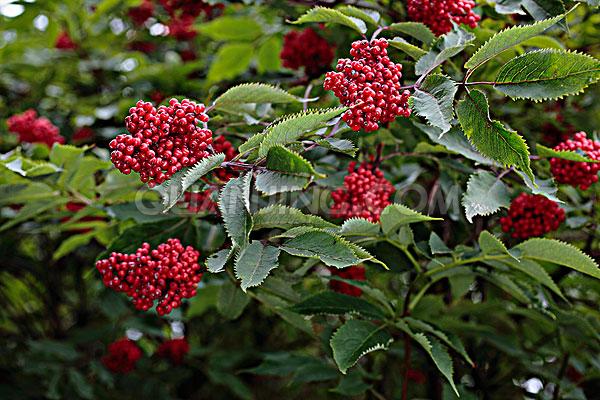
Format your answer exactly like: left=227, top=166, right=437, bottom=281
left=331, top=161, right=394, bottom=222
left=109, top=98, right=212, bottom=187
left=329, top=266, right=366, bottom=297
left=324, top=39, right=411, bottom=132
left=128, top=0, right=154, bottom=26
left=7, top=109, right=65, bottom=147
left=55, top=31, right=77, bottom=50
left=95, top=238, right=203, bottom=315
left=406, top=0, right=480, bottom=36
left=280, top=28, right=334, bottom=77
left=102, top=338, right=142, bottom=374
left=211, top=135, right=238, bottom=182
left=184, top=190, right=218, bottom=214
left=157, top=338, right=190, bottom=365
left=500, top=193, right=565, bottom=240
left=550, top=132, right=600, bottom=190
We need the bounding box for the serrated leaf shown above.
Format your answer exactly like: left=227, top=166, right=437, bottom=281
left=415, top=28, right=475, bottom=76
left=338, top=6, right=380, bottom=26
left=214, top=83, right=297, bottom=109
left=217, top=280, right=250, bottom=319
left=494, top=49, right=600, bottom=101
left=290, top=292, right=385, bottom=319
left=479, top=271, right=530, bottom=303
left=515, top=238, right=600, bottom=279
left=290, top=6, right=367, bottom=34
left=412, top=74, right=457, bottom=133
left=253, top=205, right=336, bottom=230
left=219, top=173, right=253, bottom=248
left=522, top=0, right=566, bottom=23
left=281, top=230, right=362, bottom=268
left=387, top=22, right=435, bottom=44
left=388, top=37, right=427, bottom=60
left=478, top=231, right=514, bottom=258
left=464, top=12, right=565, bottom=70
left=330, top=320, right=392, bottom=374
left=411, top=333, right=459, bottom=396
left=254, top=171, right=309, bottom=195
left=315, top=138, right=357, bottom=156
left=537, top=144, right=600, bottom=162
left=206, top=248, right=233, bottom=273
left=515, top=171, right=562, bottom=203
left=500, top=258, right=565, bottom=299
left=166, top=153, right=227, bottom=206
left=456, top=90, right=534, bottom=181
left=258, top=108, right=345, bottom=157
left=239, top=132, right=268, bottom=155
left=338, top=218, right=381, bottom=237
left=462, top=171, right=510, bottom=223
left=380, top=204, right=442, bottom=235
left=429, top=232, right=451, bottom=254
left=266, top=145, right=322, bottom=178
left=234, top=241, right=280, bottom=291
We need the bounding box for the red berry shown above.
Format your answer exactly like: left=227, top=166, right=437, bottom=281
left=330, top=161, right=394, bottom=222
left=157, top=338, right=190, bottom=365
left=72, top=127, right=94, bottom=142
left=329, top=265, right=366, bottom=297
left=324, top=39, right=411, bottom=132
left=128, top=0, right=154, bottom=26
left=55, top=31, right=77, bottom=50
left=7, top=109, right=65, bottom=147
left=550, top=132, right=600, bottom=190
left=102, top=338, right=142, bottom=374
left=500, top=193, right=565, bottom=240
left=406, top=0, right=480, bottom=36
left=280, top=28, right=335, bottom=77
left=95, top=238, right=203, bottom=315
left=184, top=190, right=218, bottom=214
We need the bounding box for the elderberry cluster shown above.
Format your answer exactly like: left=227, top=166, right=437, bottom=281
left=500, top=193, right=565, bottom=240
left=324, top=39, right=411, bottom=132
left=7, top=109, right=65, bottom=147
left=550, top=132, right=600, bottom=190
left=212, top=135, right=238, bottom=182
left=329, top=266, right=366, bottom=297
left=102, top=338, right=142, bottom=374
left=128, top=0, right=154, bottom=26
left=157, top=338, right=190, bottom=365
left=109, top=98, right=212, bottom=187
left=331, top=161, right=394, bottom=222
left=280, top=28, right=334, bottom=77
left=96, top=238, right=203, bottom=315
left=406, top=0, right=480, bottom=36
left=184, top=190, right=218, bottom=214
left=55, top=31, right=77, bottom=50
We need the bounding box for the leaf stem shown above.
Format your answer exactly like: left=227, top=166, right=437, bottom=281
left=385, top=239, right=422, bottom=273
left=424, top=254, right=510, bottom=277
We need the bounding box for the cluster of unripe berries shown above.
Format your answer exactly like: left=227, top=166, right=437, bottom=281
left=95, top=239, right=203, bottom=315
left=500, top=193, right=565, bottom=239
left=324, top=39, right=411, bottom=132
left=331, top=161, right=394, bottom=222
left=7, top=109, right=65, bottom=147
left=406, top=0, right=480, bottom=36
left=329, top=266, right=366, bottom=297
left=280, top=28, right=334, bottom=77
left=109, top=98, right=212, bottom=187
left=550, top=132, right=600, bottom=190
left=102, top=337, right=190, bottom=373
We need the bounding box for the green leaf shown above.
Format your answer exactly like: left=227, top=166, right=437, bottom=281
left=462, top=171, right=510, bottom=223
left=219, top=173, right=253, bottom=248
left=412, top=74, right=458, bottom=133
left=253, top=205, right=336, bottom=230
left=290, top=292, right=386, bottom=319
left=478, top=231, right=514, bottom=258
left=537, top=144, right=600, bottom=162
left=478, top=271, right=529, bottom=303
left=494, top=49, right=600, bottom=101
left=53, top=232, right=95, bottom=260
left=254, top=171, right=309, bottom=195
left=290, top=6, right=367, bottom=34
left=380, top=204, right=442, bottom=235
left=49, top=143, right=86, bottom=167
left=258, top=108, right=345, bottom=157
left=416, top=28, right=475, bottom=76
left=67, top=369, right=93, bottom=400
left=214, top=83, right=297, bottom=109
left=388, top=37, right=427, bottom=60
left=464, top=12, right=566, bottom=70
left=315, top=138, right=357, bottom=156
left=207, top=43, right=254, bottom=84
left=515, top=238, right=600, bottom=279
left=217, top=280, right=251, bottom=319
left=521, top=0, right=566, bottom=22
left=197, top=16, right=263, bottom=41
left=515, top=171, right=562, bottom=203
left=338, top=6, right=380, bottom=26
left=411, top=333, right=459, bottom=396
left=456, top=89, right=534, bottom=180
left=429, top=232, right=451, bottom=254
left=330, top=320, right=392, bottom=374
left=387, top=22, right=435, bottom=44
left=281, top=230, right=362, bottom=268
left=257, top=36, right=283, bottom=73
left=500, top=258, right=565, bottom=299
left=338, top=218, right=381, bottom=237
left=206, top=248, right=233, bottom=273
left=234, top=241, right=281, bottom=291
left=266, top=146, right=322, bottom=178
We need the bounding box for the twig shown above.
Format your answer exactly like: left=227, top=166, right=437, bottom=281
left=302, top=83, right=313, bottom=112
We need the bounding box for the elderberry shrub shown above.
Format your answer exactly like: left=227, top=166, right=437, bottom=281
left=280, top=28, right=335, bottom=77
left=101, top=338, right=143, bottom=374
left=550, top=132, right=600, bottom=190
left=324, top=38, right=411, bottom=132
left=7, top=109, right=65, bottom=147
left=406, top=0, right=480, bottom=36
left=500, top=193, right=565, bottom=240
left=329, top=266, right=366, bottom=297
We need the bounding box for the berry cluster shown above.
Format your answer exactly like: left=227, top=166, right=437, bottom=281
left=330, top=161, right=394, bottom=222
left=184, top=190, right=218, bottom=214
left=72, top=127, right=95, bottom=143
left=550, top=132, right=600, bottom=190
left=157, top=338, right=190, bottom=365
left=109, top=98, right=212, bottom=187
left=500, top=193, right=565, bottom=240
left=102, top=339, right=142, bottom=374
left=128, top=0, right=154, bottom=26
left=7, top=109, right=65, bottom=147
left=329, top=266, right=366, bottom=297
left=324, top=39, right=411, bottom=132
left=406, top=0, right=480, bottom=36
left=280, top=28, right=334, bottom=77
left=95, top=238, right=203, bottom=315
left=211, top=135, right=238, bottom=182
left=55, top=31, right=77, bottom=50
